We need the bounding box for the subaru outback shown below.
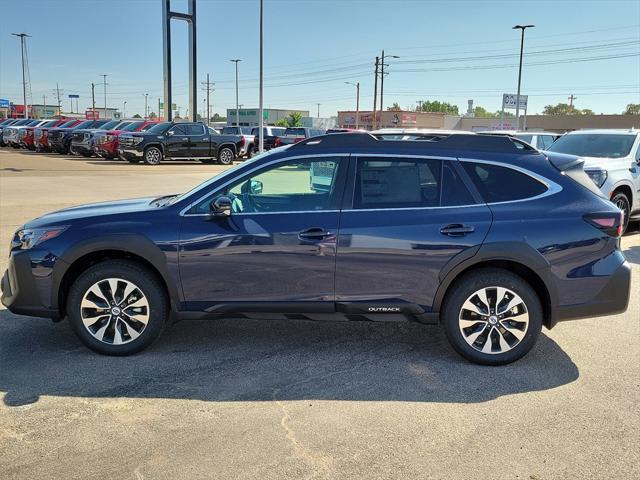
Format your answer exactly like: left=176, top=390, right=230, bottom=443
left=1, top=133, right=630, bottom=365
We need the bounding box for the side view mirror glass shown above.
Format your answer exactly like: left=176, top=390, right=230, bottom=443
left=209, top=196, right=232, bottom=217
left=167, top=130, right=175, bottom=136
left=241, top=179, right=263, bottom=195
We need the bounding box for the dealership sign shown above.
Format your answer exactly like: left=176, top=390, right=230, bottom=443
left=0, top=98, right=9, bottom=108
left=502, top=94, right=527, bottom=110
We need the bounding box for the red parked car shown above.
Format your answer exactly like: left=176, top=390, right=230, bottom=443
left=19, top=119, right=65, bottom=150
left=93, top=120, right=158, bottom=159
left=35, top=119, right=81, bottom=152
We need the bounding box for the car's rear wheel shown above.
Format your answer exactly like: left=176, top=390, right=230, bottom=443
left=217, top=147, right=235, bottom=165
left=67, top=260, right=168, bottom=355
left=442, top=268, right=542, bottom=365
left=144, top=146, right=163, bottom=165
left=611, top=192, right=630, bottom=234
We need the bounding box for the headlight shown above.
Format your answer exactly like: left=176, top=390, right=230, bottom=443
left=585, top=169, right=608, bottom=188
left=15, top=226, right=68, bottom=250
left=132, top=136, right=144, bottom=145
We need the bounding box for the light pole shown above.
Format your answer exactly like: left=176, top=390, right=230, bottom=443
left=345, top=81, right=360, bottom=129
left=258, top=0, right=264, bottom=152
left=101, top=74, right=108, bottom=119
left=380, top=50, right=399, bottom=113
left=11, top=33, right=31, bottom=118
left=144, top=93, right=149, bottom=119
left=123, top=101, right=127, bottom=118
left=316, top=103, right=320, bottom=118
left=230, top=59, right=241, bottom=127
left=512, top=24, right=534, bottom=129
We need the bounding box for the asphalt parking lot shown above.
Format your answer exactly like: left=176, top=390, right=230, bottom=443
left=0, top=148, right=638, bottom=480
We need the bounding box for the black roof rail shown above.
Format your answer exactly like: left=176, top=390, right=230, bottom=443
left=292, top=131, right=536, bottom=153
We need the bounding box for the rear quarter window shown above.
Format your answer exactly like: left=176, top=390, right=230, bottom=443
left=462, top=162, right=547, bottom=203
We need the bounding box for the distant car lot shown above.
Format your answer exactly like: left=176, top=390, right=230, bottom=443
left=0, top=148, right=638, bottom=479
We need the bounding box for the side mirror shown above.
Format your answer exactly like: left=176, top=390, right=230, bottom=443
left=241, top=179, right=263, bottom=195
left=209, top=196, right=232, bottom=217
left=167, top=130, right=174, bottom=136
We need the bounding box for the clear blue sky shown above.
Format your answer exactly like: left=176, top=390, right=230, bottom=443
left=1, top=0, right=639, bottom=118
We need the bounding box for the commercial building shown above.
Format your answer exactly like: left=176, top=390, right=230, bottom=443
left=226, top=108, right=309, bottom=126
left=337, top=109, right=640, bottom=133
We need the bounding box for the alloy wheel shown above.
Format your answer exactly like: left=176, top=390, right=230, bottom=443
left=219, top=149, right=233, bottom=165
left=80, top=278, right=150, bottom=345
left=458, top=286, right=529, bottom=354
left=145, top=148, right=161, bottom=164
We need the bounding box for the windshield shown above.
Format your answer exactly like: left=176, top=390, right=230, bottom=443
left=99, top=120, right=121, bottom=130
left=122, top=122, right=143, bottom=131
left=59, top=120, right=77, bottom=128
left=547, top=133, right=637, bottom=158
left=166, top=147, right=290, bottom=206
left=221, top=127, right=238, bottom=134
left=41, top=120, right=58, bottom=128
left=145, top=122, right=172, bottom=134
left=73, top=121, right=93, bottom=129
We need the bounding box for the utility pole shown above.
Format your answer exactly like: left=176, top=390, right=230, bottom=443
left=42, top=94, right=46, bottom=118
left=91, top=83, right=96, bottom=113
left=101, top=74, right=108, bottom=119
left=317, top=103, right=320, bottom=118
left=416, top=100, right=423, bottom=111
left=158, top=98, right=161, bottom=120
left=230, top=59, right=241, bottom=127
left=372, top=56, right=379, bottom=130
left=568, top=94, right=577, bottom=108
left=380, top=50, right=399, bottom=114
left=123, top=101, right=127, bottom=118
left=201, top=73, right=214, bottom=126
left=513, top=24, right=534, bottom=130
left=54, top=83, right=63, bottom=116
left=12, top=33, right=31, bottom=118
left=144, top=93, right=149, bottom=119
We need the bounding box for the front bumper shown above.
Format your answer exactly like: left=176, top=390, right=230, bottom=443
left=94, top=141, right=118, bottom=157
left=1, top=251, right=62, bottom=320
left=118, top=146, right=144, bottom=160
left=551, top=259, right=631, bottom=326
left=71, top=140, right=93, bottom=155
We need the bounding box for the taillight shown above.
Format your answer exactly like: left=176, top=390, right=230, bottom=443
left=274, top=137, right=281, bottom=147
left=239, top=136, right=245, bottom=147
left=583, top=212, right=623, bottom=237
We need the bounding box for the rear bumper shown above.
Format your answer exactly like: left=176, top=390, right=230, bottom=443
left=551, top=259, right=631, bottom=326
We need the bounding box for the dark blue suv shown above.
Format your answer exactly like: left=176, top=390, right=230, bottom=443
left=1, top=133, right=631, bottom=365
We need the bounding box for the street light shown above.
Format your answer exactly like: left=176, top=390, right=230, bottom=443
left=380, top=51, right=399, bottom=113
left=123, top=101, right=127, bottom=118
left=512, top=24, right=534, bottom=129
left=230, top=59, right=241, bottom=128
left=345, top=81, right=360, bottom=129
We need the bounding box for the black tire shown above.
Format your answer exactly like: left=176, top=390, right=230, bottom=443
left=217, top=146, right=235, bottom=165
left=441, top=268, right=542, bottom=366
left=66, top=260, right=169, bottom=356
left=611, top=192, right=631, bottom=234
left=143, top=146, right=163, bottom=165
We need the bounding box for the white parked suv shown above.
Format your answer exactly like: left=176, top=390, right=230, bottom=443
left=546, top=129, right=640, bottom=232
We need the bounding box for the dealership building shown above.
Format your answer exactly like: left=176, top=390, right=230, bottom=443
left=227, top=108, right=310, bottom=126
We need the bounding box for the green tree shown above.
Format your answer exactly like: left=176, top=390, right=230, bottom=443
left=275, top=118, right=289, bottom=127
left=581, top=108, right=595, bottom=116
left=212, top=113, right=227, bottom=122
left=416, top=100, right=459, bottom=115
left=132, top=113, right=142, bottom=118
left=287, top=112, right=303, bottom=127
left=148, top=112, right=157, bottom=119
left=387, top=102, right=402, bottom=111
left=543, top=103, right=580, bottom=115
left=624, top=103, right=640, bottom=115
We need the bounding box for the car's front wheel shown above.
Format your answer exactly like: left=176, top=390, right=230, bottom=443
left=442, top=268, right=542, bottom=365
left=143, top=146, right=163, bottom=165
left=66, top=260, right=169, bottom=355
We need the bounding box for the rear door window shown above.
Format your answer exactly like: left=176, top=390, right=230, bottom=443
left=354, top=158, right=442, bottom=209
left=461, top=162, right=547, bottom=203
left=441, top=161, right=477, bottom=206
left=186, top=124, right=206, bottom=135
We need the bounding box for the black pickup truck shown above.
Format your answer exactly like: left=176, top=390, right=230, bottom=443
left=118, top=121, right=244, bottom=165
